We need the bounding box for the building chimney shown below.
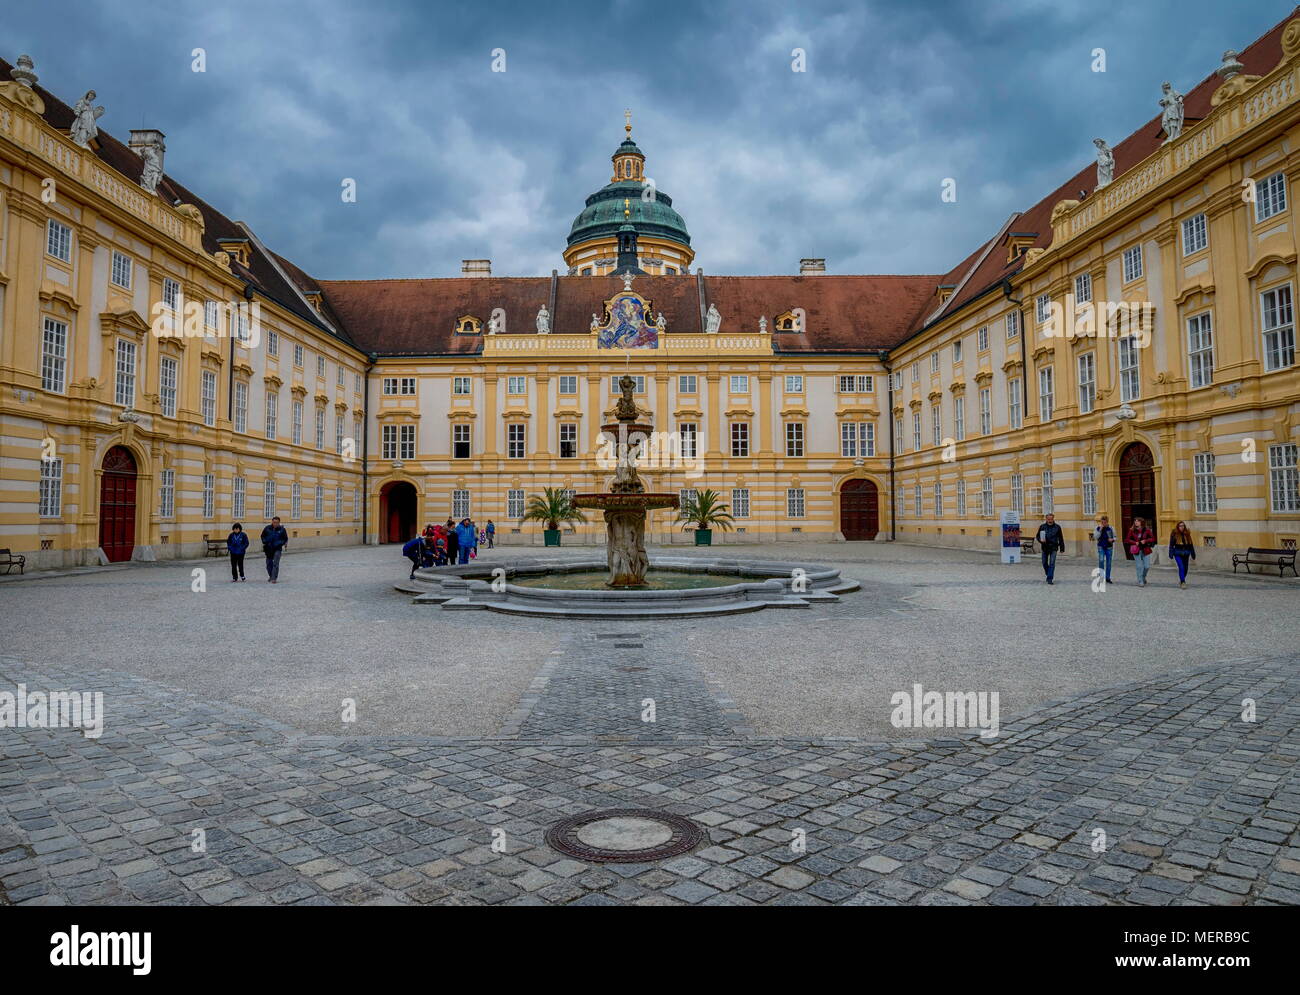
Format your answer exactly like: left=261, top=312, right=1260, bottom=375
left=799, top=258, right=826, bottom=276
left=461, top=259, right=491, bottom=277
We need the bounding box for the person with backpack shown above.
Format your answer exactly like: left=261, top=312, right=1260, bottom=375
left=226, top=522, right=249, bottom=582
left=1034, top=513, right=1066, bottom=584
left=1125, top=516, right=1156, bottom=586
left=1093, top=515, right=1116, bottom=585
left=260, top=516, right=289, bottom=583
left=1168, top=521, right=1197, bottom=588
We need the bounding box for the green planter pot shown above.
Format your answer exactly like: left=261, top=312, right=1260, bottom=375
left=543, top=529, right=562, bottom=547
left=694, top=528, right=713, bottom=546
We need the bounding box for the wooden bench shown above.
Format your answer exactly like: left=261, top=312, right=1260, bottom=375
left=1019, top=537, right=1037, bottom=554
left=204, top=539, right=226, bottom=557
left=0, top=548, right=26, bottom=575
left=1232, top=546, right=1298, bottom=577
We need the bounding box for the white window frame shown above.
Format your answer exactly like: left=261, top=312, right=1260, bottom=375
left=1038, top=366, right=1054, bottom=422
left=1187, top=312, right=1214, bottom=388
left=786, top=488, right=805, bottom=518
left=234, top=382, right=248, bottom=433
left=1194, top=453, right=1217, bottom=514
left=1255, top=171, right=1287, bottom=222
left=1005, top=311, right=1019, bottom=338
left=679, top=423, right=698, bottom=460
left=785, top=374, right=804, bottom=393
left=452, top=423, right=471, bottom=458
left=507, top=422, right=526, bottom=459
left=677, top=374, right=697, bottom=394
left=507, top=489, right=525, bottom=520
left=159, top=356, right=178, bottom=418
left=452, top=489, right=470, bottom=519
left=1261, top=284, right=1296, bottom=372
left=201, top=370, right=217, bottom=427
left=159, top=468, right=175, bottom=519
left=559, top=422, right=578, bottom=459
left=558, top=375, right=578, bottom=395
left=291, top=482, right=302, bottom=520
left=979, top=386, right=991, bottom=434
left=1074, top=272, right=1092, bottom=305
left=730, top=422, right=750, bottom=457
left=731, top=488, right=750, bottom=518
left=46, top=219, right=72, bottom=262
left=728, top=374, right=750, bottom=394
left=954, top=396, right=965, bottom=441
left=981, top=476, right=993, bottom=517
left=1077, top=352, right=1096, bottom=414
left=39, top=457, right=63, bottom=518
left=202, top=473, right=215, bottom=519
left=114, top=339, right=137, bottom=408
left=1122, top=244, right=1143, bottom=283
left=956, top=479, right=967, bottom=517
left=976, top=326, right=989, bottom=352
left=292, top=399, right=303, bottom=445
left=507, top=375, right=527, bottom=396
left=1010, top=473, right=1023, bottom=513
left=785, top=421, right=805, bottom=458
left=233, top=476, right=246, bottom=520
left=1181, top=212, right=1208, bottom=255
left=314, top=484, right=324, bottom=520
left=314, top=407, right=325, bottom=449
left=1042, top=470, right=1054, bottom=514
left=41, top=317, right=68, bottom=394
left=265, top=390, right=278, bottom=440
left=111, top=250, right=133, bottom=290
left=1082, top=465, right=1097, bottom=517
left=1118, top=335, right=1141, bottom=402
left=1269, top=443, right=1300, bottom=512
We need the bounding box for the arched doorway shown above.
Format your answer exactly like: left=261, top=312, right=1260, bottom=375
left=840, top=478, right=879, bottom=540
left=379, top=480, right=417, bottom=543
left=99, top=446, right=138, bottom=562
left=1118, top=441, right=1156, bottom=559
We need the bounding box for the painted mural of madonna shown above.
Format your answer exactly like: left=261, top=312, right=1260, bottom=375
left=598, top=296, right=658, bottom=349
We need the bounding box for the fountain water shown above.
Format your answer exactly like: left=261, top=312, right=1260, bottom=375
left=571, top=374, right=678, bottom=587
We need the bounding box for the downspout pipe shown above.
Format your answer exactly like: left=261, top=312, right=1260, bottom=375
left=883, top=352, right=896, bottom=541
left=362, top=353, right=374, bottom=545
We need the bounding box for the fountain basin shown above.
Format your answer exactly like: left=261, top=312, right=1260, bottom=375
left=570, top=493, right=679, bottom=511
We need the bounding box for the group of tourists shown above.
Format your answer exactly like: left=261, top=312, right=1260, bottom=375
left=225, top=518, right=289, bottom=583
left=401, top=518, right=496, bottom=578
left=1034, top=513, right=1197, bottom=587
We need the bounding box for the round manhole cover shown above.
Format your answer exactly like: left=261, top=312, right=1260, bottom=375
left=545, top=808, right=703, bottom=863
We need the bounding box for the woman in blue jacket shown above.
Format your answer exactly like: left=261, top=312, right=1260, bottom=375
left=226, top=523, right=249, bottom=582
left=1168, top=521, right=1196, bottom=588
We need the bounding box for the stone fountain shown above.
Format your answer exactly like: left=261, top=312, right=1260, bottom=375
left=571, top=374, right=679, bottom=587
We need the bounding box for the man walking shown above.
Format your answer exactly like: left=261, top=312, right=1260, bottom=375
left=260, top=515, right=289, bottom=583
left=1094, top=515, right=1116, bottom=585
left=485, top=519, right=495, bottom=548
left=1035, top=513, right=1066, bottom=584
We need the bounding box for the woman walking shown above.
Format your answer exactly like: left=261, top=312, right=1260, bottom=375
left=1168, top=521, right=1196, bottom=588
left=1093, top=515, right=1116, bottom=585
left=226, top=522, right=249, bottom=582
left=1125, top=516, right=1156, bottom=586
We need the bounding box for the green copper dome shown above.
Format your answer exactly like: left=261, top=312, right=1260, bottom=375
left=567, top=180, right=691, bottom=249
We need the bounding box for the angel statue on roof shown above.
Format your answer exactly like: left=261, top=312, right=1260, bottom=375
left=70, top=90, right=105, bottom=149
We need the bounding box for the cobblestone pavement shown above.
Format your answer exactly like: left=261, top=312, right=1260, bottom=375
left=2, top=644, right=1298, bottom=905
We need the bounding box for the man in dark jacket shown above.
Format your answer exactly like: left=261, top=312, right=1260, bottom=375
left=260, top=516, right=289, bottom=583
left=444, top=518, right=459, bottom=566
left=401, top=535, right=424, bottom=580
left=1036, top=513, right=1066, bottom=584
left=226, top=522, right=249, bottom=582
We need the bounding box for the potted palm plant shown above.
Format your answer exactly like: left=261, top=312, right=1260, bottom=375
left=522, top=487, right=587, bottom=546
left=678, top=488, right=735, bottom=546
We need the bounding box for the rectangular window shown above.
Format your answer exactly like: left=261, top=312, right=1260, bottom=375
left=399, top=424, right=416, bottom=460
left=1006, top=311, right=1020, bottom=338
left=1256, top=171, right=1287, bottom=222
left=731, top=488, right=750, bottom=518
left=291, top=482, right=301, bottom=520
left=201, top=370, right=217, bottom=427
left=933, top=482, right=943, bottom=518
left=1194, top=452, right=1218, bottom=514
left=159, top=356, right=178, bottom=418
left=956, top=479, right=967, bottom=517
left=507, top=489, right=525, bottom=520
left=46, top=219, right=72, bottom=262
left=981, top=476, right=993, bottom=517
left=1008, top=378, right=1022, bottom=429
left=452, top=489, right=470, bottom=519
left=314, top=407, right=325, bottom=448
left=1187, top=312, right=1214, bottom=388
left=1035, top=294, right=1051, bottom=324
left=911, top=362, right=919, bottom=384
left=785, top=374, right=804, bottom=393
left=314, top=484, right=324, bottom=520
left=267, top=330, right=279, bottom=357
left=335, top=486, right=344, bottom=519
left=841, top=422, right=874, bottom=457
left=1119, top=335, right=1141, bottom=401
left=1011, top=473, right=1023, bottom=513
left=912, top=411, right=921, bottom=451
left=913, top=484, right=922, bottom=518
left=786, top=488, right=805, bottom=518
left=233, top=476, right=246, bottom=520
left=159, top=468, right=175, bottom=519
left=1077, top=353, right=1096, bottom=414
left=39, top=458, right=62, bottom=518
left=558, top=375, right=578, bottom=395
left=977, top=326, right=989, bottom=352
left=679, top=488, right=698, bottom=510
left=203, top=473, right=215, bottom=519
left=1042, top=470, right=1054, bottom=514
left=953, top=340, right=963, bottom=363
left=838, top=374, right=872, bottom=393
left=111, top=250, right=132, bottom=289
left=41, top=317, right=68, bottom=393
left=1082, top=465, right=1097, bottom=517
left=335, top=414, right=344, bottom=454
left=1029, top=486, right=1042, bottom=519
left=1038, top=366, right=1054, bottom=422
left=453, top=423, right=471, bottom=458
left=292, top=343, right=304, bottom=368
left=507, top=423, right=526, bottom=459
left=452, top=375, right=472, bottom=395
left=384, top=377, right=417, bottom=395
left=355, top=373, right=362, bottom=393
left=292, top=400, right=303, bottom=444
left=507, top=375, right=527, bottom=395
left=205, top=300, right=220, bottom=331
left=785, top=422, right=805, bottom=457
left=1182, top=212, right=1208, bottom=255
left=1074, top=271, right=1092, bottom=304
left=954, top=396, right=965, bottom=441
left=679, top=423, right=698, bottom=459
left=265, top=390, right=278, bottom=440
left=894, top=415, right=904, bottom=452
left=979, top=387, right=992, bottom=434
left=559, top=423, right=578, bottom=459
left=163, top=278, right=181, bottom=311
left=729, top=374, right=749, bottom=393
left=234, top=382, right=247, bottom=432
left=730, top=422, right=750, bottom=457
left=337, top=367, right=345, bottom=388
left=611, top=375, right=646, bottom=394
left=1261, top=285, right=1296, bottom=371
left=115, top=339, right=137, bottom=407
left=1269, top=444, right=1300, bottom=512
left=891, top=371, right=903, bottom=391
left=354, top=487, right=360, bottom=521
left=678, top=374, right=697, bottom=394
left=316, top=356, right=326, bottom=378
left=931, top=403, right=942, bottom=447
left=1122, top=244, right=1143, bottom=282
left=930, top=353, right=940, bottom=374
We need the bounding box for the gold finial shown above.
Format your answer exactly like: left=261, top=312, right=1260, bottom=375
left=624, top=197, right=630, bottom=219
left=625, top=108, right=632, bottom=135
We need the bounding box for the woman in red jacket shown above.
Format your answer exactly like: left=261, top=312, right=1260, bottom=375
left=1125, top=517, right=1156, bottom=586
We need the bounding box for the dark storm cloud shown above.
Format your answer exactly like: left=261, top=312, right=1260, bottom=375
left=5, top=0, right=1282, bottom=278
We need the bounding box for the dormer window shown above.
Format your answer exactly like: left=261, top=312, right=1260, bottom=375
left=456, top=315, right=483, bottom=335
left=217, top=238, right=252, bottom=268
left=775, top=310, right=802, bottom=333
left=1003, top=232, right=1038, bottom=264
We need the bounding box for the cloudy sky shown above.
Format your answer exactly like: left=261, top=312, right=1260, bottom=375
left=8, top=0, right=1287, bottom=279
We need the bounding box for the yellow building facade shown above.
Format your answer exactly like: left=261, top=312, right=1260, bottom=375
left=2, top=13, right=1299, bottom=572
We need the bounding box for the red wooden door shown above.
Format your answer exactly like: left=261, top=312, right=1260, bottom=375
left=99, top=446, right=137, bottom=562
left=1118, top=442, right=1156, bottom=559
left=840, top=479, right=879, bottom=540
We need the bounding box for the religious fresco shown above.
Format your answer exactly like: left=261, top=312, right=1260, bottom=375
left=595, top=292, right=660, bottom=349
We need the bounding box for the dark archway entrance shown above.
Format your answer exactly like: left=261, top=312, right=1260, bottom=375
left=379, top=481, right=417, bottom=543
left=840, top=478, right=880, bottom=540
left=99, top=445, right=138, bottom=562
left=1119, top=441, right=1157, bottom=559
